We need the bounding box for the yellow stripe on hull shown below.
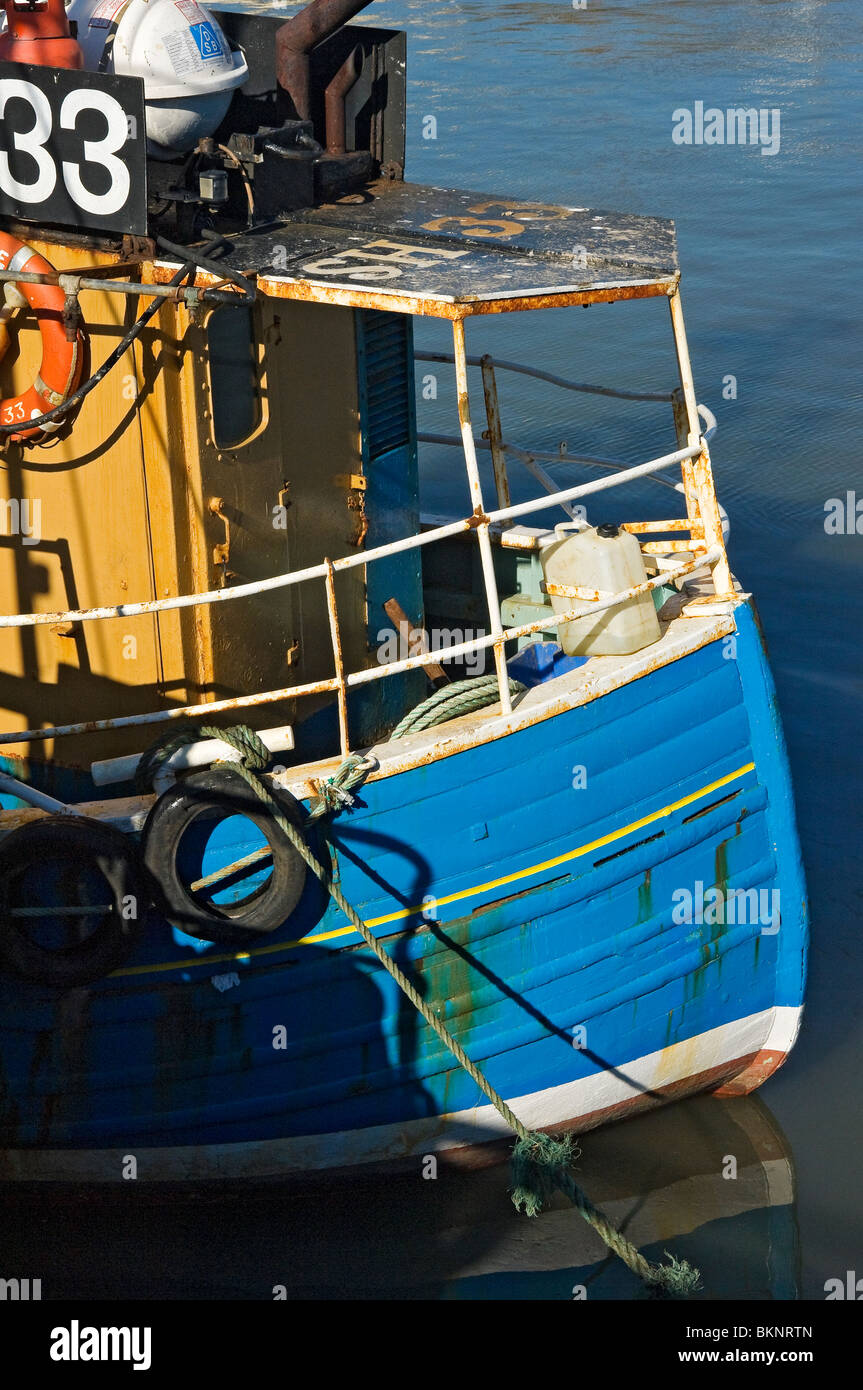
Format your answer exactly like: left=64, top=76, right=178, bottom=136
left=116, top=759, right=756, bottom=979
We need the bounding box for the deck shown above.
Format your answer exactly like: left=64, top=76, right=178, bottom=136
left=155, top=179, right=679, bottom=317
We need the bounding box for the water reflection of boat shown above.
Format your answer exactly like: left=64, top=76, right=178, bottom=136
left=446, top=1095, right=798, bottom=1301
left=0, top=1093, right=797, bottom=1299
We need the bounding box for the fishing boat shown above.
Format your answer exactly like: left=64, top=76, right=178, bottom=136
left=0, top=0, right=807, bottom=1182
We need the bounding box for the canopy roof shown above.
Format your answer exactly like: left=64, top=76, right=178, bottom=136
left=155, top=180, right=679, bottom=318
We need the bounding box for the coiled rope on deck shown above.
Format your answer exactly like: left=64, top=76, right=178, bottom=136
left=390, top=675, right=526, bottom=740
left=171, top=720, right=700, bottom=1296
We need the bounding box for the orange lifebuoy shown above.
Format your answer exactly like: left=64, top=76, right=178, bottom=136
left=0, top=233, right=85, bottom=443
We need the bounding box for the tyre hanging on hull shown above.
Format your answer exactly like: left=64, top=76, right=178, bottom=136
left=142, top=767, right=309, bottom=945
left=0, top=817, right=147, bottom=987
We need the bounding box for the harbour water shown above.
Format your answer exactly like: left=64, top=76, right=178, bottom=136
left=4, top=0, right=860, bottom=1299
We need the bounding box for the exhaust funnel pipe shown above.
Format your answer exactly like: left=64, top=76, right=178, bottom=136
left=276, top=0, right=374, bottom=122
left=325, top=44, right=363, bottom=155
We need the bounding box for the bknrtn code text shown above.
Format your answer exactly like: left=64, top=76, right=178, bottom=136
left=685, top=1327, right=812, bottom=1339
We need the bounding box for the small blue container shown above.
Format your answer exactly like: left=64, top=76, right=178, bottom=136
left=506, top=640, right=589, bottom=688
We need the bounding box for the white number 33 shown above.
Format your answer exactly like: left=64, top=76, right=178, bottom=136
left=0, top=78, right=129, bottom=216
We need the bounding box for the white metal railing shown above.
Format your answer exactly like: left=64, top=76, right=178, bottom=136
left=0, top=440, right=709, bottom=752
left=0, top=445, right=694, bottom=635
left=414, top=350, right=673, bottom=403
left=0, top=295, right=731, bottom=774
left=416, top=434, right=729, bottom=538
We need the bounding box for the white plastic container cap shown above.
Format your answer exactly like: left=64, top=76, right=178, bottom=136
left=68, top=0, right=248, bottom=154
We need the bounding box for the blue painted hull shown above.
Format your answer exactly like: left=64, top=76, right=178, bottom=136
left=0, top=600, right=808, bottom=1176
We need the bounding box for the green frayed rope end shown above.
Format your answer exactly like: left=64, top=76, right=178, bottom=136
left=510, top=1134, right=703, bottom=1296
left=510, top=1131, right=580, bottom=1218
left=648, top=1251, right=703, bottom=1297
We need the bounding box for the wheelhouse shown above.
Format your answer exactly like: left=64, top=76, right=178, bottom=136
left=0, top=178, right=732, bottom=800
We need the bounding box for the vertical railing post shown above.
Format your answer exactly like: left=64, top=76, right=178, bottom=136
left=324, top=558, right=350, bottom=757
left=452, top=319, right=512, bottom=717
left=668, top=287, right=733, bottom=597
left=480, top=354, right=512, bottom=512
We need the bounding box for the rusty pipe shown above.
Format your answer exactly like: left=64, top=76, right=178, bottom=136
left=276, top=0, right=373, bottom=122
left=325, top=43, right=362, bottom=155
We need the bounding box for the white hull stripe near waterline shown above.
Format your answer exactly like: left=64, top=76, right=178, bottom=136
left=0, top=1005, right=802, bottom=1181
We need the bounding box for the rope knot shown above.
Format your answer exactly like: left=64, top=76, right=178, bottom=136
left=307, top=753, right=377, bottom=822
left=313, top=781, right=355, bottom=816
left=200, top=723, right=270, bottom=771
left=135, top=723, right=272, bottom=792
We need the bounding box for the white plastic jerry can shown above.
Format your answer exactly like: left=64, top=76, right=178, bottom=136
left=540, top=522, right=662, bottom=656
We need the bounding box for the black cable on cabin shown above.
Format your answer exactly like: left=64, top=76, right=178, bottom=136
left=0, top=262, right=193, bottom=439
left=155, top=234, right=256, bottom=303
left=0, top=238, right=255, bottom=439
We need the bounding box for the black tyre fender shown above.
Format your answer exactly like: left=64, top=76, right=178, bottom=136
left=142, top=766, right=310, bottom=945
left=0, top=816, right=148, bottom=988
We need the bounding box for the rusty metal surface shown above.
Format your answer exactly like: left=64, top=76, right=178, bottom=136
left=325, top=43, right=363, bottom=155
left=640, top=540, right=700, bottom=554
left=544, top=582, right=605, bottom=602
left=323, top=557, right=350, bottom=756
left=623, top=519, right=691, bottom=533
left=276, top=0, right=374, bottom=120
left=257, top=275, right=675, bottom=319
left=667, top=288, right=733, bottom=597
left=151, top=180, right=678, bottom=317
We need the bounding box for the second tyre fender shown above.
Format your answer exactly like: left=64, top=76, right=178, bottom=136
left=142, top=766, right=309, bottom=944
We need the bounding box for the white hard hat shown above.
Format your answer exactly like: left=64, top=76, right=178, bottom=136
left=69, top=0, right=249, bottom=155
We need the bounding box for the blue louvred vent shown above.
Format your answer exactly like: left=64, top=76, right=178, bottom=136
left=358, top=309, right=414, bottom=459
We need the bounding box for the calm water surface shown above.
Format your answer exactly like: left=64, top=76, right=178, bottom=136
left=9, top=0, right=861, bottom=1300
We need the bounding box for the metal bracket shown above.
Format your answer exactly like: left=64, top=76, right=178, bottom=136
left=62, top=291, right=83, bottom=344
left=209, top=496, right=232, bottom=578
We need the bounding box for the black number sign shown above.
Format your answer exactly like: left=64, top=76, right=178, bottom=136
left=0, top=62, right=147, bottom=237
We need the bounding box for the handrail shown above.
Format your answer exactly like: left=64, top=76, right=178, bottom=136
left=0, top=545, right=720, bottom=749
left=417, top=432, right=729, bottom=539
left=0, top=445, right=700, bottom=631
left=0, top=270, right=244, bottom=308
left=0, top=315, right=729, bottom=756
left=414, top=351, right=672, bottom=403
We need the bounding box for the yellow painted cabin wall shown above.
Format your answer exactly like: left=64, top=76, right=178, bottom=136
left=0, top=245, right=368, bottom=776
